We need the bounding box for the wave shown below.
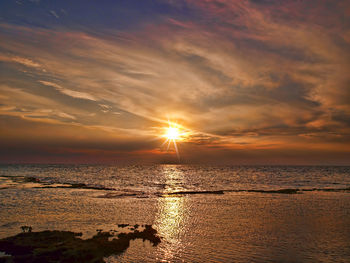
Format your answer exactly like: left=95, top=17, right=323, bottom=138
left=163, top=190, right=225, bottom=196
left=98, top=192, right=140, bottom=198
left=226, top=187, right=350, bottom=194
left=1, top=175, right=349, bottom=197
left=161, top=188, right=350, bottom=196
left=229, top=189, right=300, bottom=194
left=97, top=187, right=350, bottom=199
left=37, top=183, right=115, bottom=191
left=0, top=175, right=115, bottom=191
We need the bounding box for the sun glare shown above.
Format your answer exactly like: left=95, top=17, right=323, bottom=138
left=165, top=127, right=180, bottom=140
left=161, top=121, right=188, bottom=160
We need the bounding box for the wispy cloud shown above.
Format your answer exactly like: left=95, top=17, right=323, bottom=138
left=0, top=54, right=41, bottom=68
left=38, top=80, right=96, bottom=101
left=0, top=0, right=349, bottom=163
left=50, top=10, right=59, bottom=19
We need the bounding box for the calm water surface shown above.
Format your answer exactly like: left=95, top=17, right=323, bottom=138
left=0, top=165, right=350, bottom=262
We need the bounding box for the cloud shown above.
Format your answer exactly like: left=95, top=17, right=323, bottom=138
left=38, top=81, right=97, bottom=101
left=0, top=85, right=78, bottom=123
left=0, top=54, right=41, bottom=68
left=0, top=0, right=349, bottom=163
left=50, top=10, right=59, bottom=19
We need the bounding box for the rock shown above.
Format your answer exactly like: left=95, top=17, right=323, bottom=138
left=0, top=226, right=161, bottom=263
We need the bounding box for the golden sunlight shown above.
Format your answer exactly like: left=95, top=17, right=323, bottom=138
left=165, top=127, right=180, bottom=140
left=161, top=121, right=188, bottom=160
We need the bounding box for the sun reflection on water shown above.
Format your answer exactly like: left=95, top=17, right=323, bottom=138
left=155, top=165, right=189, bottom=262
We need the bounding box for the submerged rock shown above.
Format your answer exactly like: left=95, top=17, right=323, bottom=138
left=0, top=226, right=161, bottom=263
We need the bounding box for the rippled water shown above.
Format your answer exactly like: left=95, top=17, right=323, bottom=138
left=1, top=165, right=350, bottom=262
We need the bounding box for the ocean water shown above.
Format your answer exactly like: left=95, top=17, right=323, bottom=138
left=0, top=165, right=350, bottom=262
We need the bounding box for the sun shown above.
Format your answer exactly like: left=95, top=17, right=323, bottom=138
left=165, top=126, right=180, bottom=140
left=161, top=121, right=187, bottom=160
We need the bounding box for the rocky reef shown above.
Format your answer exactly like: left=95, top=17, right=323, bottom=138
left=0, top=225, right=161, bottom=263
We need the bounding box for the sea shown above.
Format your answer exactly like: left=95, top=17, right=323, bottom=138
left=0, top=164, right=349, bottom=262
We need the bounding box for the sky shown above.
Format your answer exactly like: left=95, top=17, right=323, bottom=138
left=0, top=0, right=350, bottom=164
